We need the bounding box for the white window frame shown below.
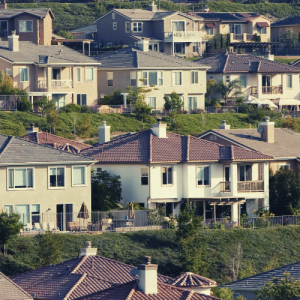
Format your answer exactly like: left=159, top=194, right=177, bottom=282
left=240, top=75, right=247, bottom=88
left=7, top=167, right=34, bottom=190
left=72, top=165, right=87, bottom=187
left=125, top=22, right=130, bottom=33
left=20, top=67, right=29, bottom=82
left=172, top=71, right=182, bottom=86
left=197, top=165, right=210, bottom=187
left=112, top=12, right=115, bottom=19
left=48, top=166, right=66, bottom=189
left=192, top=42, right=198, bottom=53
left=287, top=74, right=292, bottom=89
left=258, top=26, right=267, bottom=35
left=130, top=71, right=137, bottom=86
left=206, top=27, right=214, bottom=35
left=142, top=71, right=163, bottom=86
left=188, top=96, right=198, bottom=111
left=191, top=71, right=198, bottom=85
left=113, top=22, right=117, bottom=31
left=230, top=24, right=242, bottom=34
left=132, top=22, right=143, bottom=33
left=278, top=164, right=290, bottom=171
left=76, top=67, right=82, bottom=83
left=85, top=67, right=94, bottom=82
left=146, top=96, right=156, bottom=109
left=19, top=20, right=33, bottom=32
left=162, top=166, right=173, bottom=186
left=171, top=20, right=186, bottom=32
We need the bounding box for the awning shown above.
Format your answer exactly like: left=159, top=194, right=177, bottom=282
left=206, top=23, right=216, bottom=28
left=273, top=98, right=300, bottom=106
left=256, top=22, right=269, bottom=28
left=244, top=95, right=278, bottom=109
left=148, top=198, right=180, bottom=203
left=189, top=197, right=246, bottom=205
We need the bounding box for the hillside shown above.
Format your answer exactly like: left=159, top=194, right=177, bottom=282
left=3, top=227, right=300, bottom=284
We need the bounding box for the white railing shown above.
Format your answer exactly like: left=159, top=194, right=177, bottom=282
left=164, top=31, right=202, bottom=40
left=51, top=80, right=72, bottom=89
left=38, top=80, right=47, bottom=89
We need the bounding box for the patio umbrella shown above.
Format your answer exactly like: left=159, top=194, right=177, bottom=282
left=128, top=202, right=135, bottom=220
left=78, top=202, right=89, bottom=219
left=257, top=99, right=278, bottom=109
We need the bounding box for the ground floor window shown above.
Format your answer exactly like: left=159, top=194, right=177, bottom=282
left=174, top=43, right=185, bottom=55
left=57, top=203, right=73, bottom=231
left=188, top=96, right=197, bottom=111
left=77, top=94, right=87, bottom=106
left=52, top=94, right=65, bottom=108
left=146, top=97, right=156, bottom=109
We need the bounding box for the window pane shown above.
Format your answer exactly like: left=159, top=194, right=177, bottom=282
left=77, top=68, right=81, bottom=82
left=162, top=167, right=167, bottom=185
left=19, top=21, right=26, bottom=32
left=204, top=166, right=209, bottom=185
left=198, top=167, right=204, bottom=185
left=73, top=166, right=85, bottom=185
left=9, top=169, right=14, bottom=188
left=149, top=72, right=157, bottom=86
left=57, top=168, right=64, bottom=187
left=225, top=166, right=230, bottom=182
left=26, top=21, right=32, bottom=32
left=246, top=165, right=252, bottom=181
left=143, top=72, right=148, bottom=85
left=15, top=204, right=30, bottom=225
left=27, top=168, right=33, bottom=188
left=167, top=167, right=172, bottom=184
left=82, top=94, right=87, bottom=105
left=86, top=68, right=94, bottom=81
left=239, top=166, right=245, bottom=181
left=158, top=72, right=163, bottom=85
left=15, top=169, right=26, bottom=188
left=31, top=204, right=40, bottom=213
left=240, top=76, right=246, bottom=88
left=5, top=205, right=13, bottom=214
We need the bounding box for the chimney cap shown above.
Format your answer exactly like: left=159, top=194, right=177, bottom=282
left=156, top=118, right=162, bottom=124
left=102, top=121, right=106, bottom=126
left=85, top=241, right=92, bottom=248
left=144, top=256, right=151, bottom=265
left=30, top=123, right=35, bottom=128
left=264, top=116, right=270, bottom=122
left=222, top=120, right=226, bottom=124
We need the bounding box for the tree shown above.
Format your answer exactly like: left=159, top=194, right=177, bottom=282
left=57, top=30, right=74, bottom=39
left=212, top=79, right=242, bottom=102
left=76, top=114, right=93, bottom=138
left=47, top=110, right=60, bottom=134
left=34, top=96, right=56, bottom=118
left=164, top=92, right=183, bottom=113
left=0, top=212, right=23, bottom=254
left=255, top=272, right=300, bottom=300
left=91, top=170, right=122, bottom=211
left=213, top=288, right=246, bottom=300
left=280, top=29, right=298, bottom=48
left=99, top=89, right=124, bottom=105
left=34, top=232, right=62, bottom=268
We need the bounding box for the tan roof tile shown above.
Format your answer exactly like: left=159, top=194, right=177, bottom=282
left=171, top=272, right=217, bottom=288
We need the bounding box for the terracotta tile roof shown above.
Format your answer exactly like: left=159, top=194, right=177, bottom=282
left=197, top=52, right=300, bottom=73
left=0, top=272, right=33, bottom=300
left=74, top=280, right=221, bottom=300
left=170, top=272, right=217, bottom=288
left=81, top=129, right=273, bottom=163
left=21, top=132, right=92, bottom=154
left=11, top=255, right=171, bottom=300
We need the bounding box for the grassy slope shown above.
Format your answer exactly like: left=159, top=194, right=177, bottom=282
left=3, top=227, right=300, bottom=284
left=274, top=58, right=299, bottom=64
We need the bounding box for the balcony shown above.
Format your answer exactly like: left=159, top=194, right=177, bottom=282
left=250, top=86, right=283, bottom=95
left=237, top=181, right=264, bottom=193
left=164, top=31, right=202, bottom=42
left=38, top=80, right=47, bottom=89
left=51, top=80, right=72, bottom=89
left=230, top=33, right=259, bottom=43
left=220, top=181, right=231, bottom=193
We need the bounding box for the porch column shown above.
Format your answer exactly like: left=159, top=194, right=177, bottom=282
left=230, top=163, right=238, bottom=196
left=263, top=162, right=269, bottom=210
left=231, top=203, right=238, bottom=223
left=121, top=92, right=129, bottom=109
left=281, top=74, right=286, bottom=98
left=257, top=73, right=262, bottom=99
left=89, top=42, right=90, bottom=56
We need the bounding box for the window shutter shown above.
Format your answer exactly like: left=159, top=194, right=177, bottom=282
left=77, top=94, right=81, bottom=105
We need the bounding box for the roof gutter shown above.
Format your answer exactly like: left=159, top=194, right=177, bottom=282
left=0, top=161, right=97, bottom=166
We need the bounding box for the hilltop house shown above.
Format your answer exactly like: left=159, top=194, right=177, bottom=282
left=0, top=5, right=54, bottom=45
left=0, top=32, right=100, bottom=107
left=271, top=16, right=300, bottom=42
left=96, top=46, right=208, bottom=111
left=81, top=120, right=273, bottom=220
left=0, top=133, right=96, bottom=231
left=95, top=3, right=204, bottom=57
left=70, top=24, right=97, bottom=40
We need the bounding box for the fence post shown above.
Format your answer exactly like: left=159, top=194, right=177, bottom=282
left=282, top=216, right=283, bottom=227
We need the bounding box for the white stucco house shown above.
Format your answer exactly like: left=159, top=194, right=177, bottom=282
left=81, top=120, right=273, bottom=220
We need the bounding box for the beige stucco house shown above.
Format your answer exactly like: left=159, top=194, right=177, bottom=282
left=0, top=133, right=96, bottom=231
left=271, top=16, right=300, bottom=42
left=96, top=45, right=208, bottom=111
left=0, top=32, right=101, bottom=107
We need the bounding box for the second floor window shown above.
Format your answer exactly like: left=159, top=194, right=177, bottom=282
left=287, top=75, right=292, bottom=88
left=107, top=72, right=113, bottom=86
left=172, top=21, right=185, bottom=32
left=8, top=168, right=33, bottom=189
left=130, top=71, right=136, bottom=86
left=173, top=71, right=182, bottom=86
left=132, top=22, right=143, bottom=32
left=142, top=71, right=163, bottom=86
left=141, top=168, right=148, bottom=185
left=240, top=75, right=247, bottom=87
left=20, top=67, right=29, bottom=82
left=125, top=22, right=130, bottom=33
left=258, top=26, right=267, bottom=35
left=72, top=166, right=86, bottom=186
left=49, top=167, right=65, bottom=188
left=76, top=67, right=82, bottom=83
left=206, top=27, right=214, bottom=35
left=230, top=24, right=241, bottom=34
left=191, top=71, right=198, bottom=84
left=239, top=165, right=252, bottom=181
left=197, top=166, right=209, bottom=186
left=85, top=67, right=94, bottom=81
left=113, top=22, right=117, bottom=30
left=19, top=20, right=33, bottom=32
left=162, top=167, right=172, bottom=185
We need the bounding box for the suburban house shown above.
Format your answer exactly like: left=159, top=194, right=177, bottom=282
left=197, top=51, right=300, bottom=106
left=0, top=5, right=54, bottom=45
left=0, top=272, right=33, bottom=300
left=223, top=260, right=300, bottom=300
left=0, top=133, right=96, bottom=231
left=271, top=16, right=300, bottom=42
left=95, top=3, right=205, bottom=57
left=81, top=120, right=273, bottom=220
left=96, top=46, right=208, bottom=111
left=198, top=118, right=300, bottom=212
left=0, top=31, right=100, bottom=107
left=11, top=241, right=220, bottom=299
left=70, top=24, right=97, bottom=39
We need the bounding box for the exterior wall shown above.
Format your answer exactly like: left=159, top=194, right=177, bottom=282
left=39, top=12, right=53, bottom=46
left=269, top=159, right=298, bottom=174
left=14, top=15, right=39, bottom=44
left=0, top=164, right=92, bottom=228
left=231, top=290, right=256, bottom=300
left=252, top=17, right=271, bottom=42
left=271, top=25, right=300, bottom=43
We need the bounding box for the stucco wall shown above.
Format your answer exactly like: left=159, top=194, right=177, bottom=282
left=14, top=15, right=39, bottom=44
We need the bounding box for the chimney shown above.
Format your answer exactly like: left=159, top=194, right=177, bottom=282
left=264, top=51, right=274, bottom=61
left=149, top=1, right=157, bottom=11
left=260, top=116, right=274, bottom=143
left=138, top=256, right=158, bottom=294
left=152, top=118, right=166, bottom=138
left=26, top=123, right=39, bottom=134
left=98, top=121, right=110, bottom=144
left=8, top=31, right=19, bottom=52
left=137, top=38, right=149, bottom=52
left=79, top=241, right=97, bottom=257
left=202, top=4, right=209, bottom=12
left=0, top=1, right=7, bottom=9
left=218, top=120, right=230, bottom=130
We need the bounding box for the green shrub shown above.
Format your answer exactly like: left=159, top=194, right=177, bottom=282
left=65, top=103, right=81, bottom=113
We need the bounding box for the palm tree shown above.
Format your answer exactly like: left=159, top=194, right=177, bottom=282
left=212, top=79, right=242, bottom=102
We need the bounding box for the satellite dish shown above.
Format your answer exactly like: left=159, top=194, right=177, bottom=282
left=257, top=127, right=264, bottom=134
left=129, top=268, right=139, bottom=277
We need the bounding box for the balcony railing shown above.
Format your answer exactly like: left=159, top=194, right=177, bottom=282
left=164, top=31, right=202, bottom=40
left=51, top=80, right=72, bottom=89
left=233, top=34, right=243, bottom=40
left=38, top=80, right=47, bottom=89
left=250, top=86, right=258, bottom=95
left=237, top=181, right=264, bottom=192
left=246, top=34, right=255, bottom=41
left=220, top=181, right=231, bottom=193
left=262, top=86, right=282, bottom=94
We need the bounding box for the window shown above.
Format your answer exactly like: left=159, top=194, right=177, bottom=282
left=8, top=168, right=33, bottom=189
left=240, top=75, right=247, bottom=88
left=125, top=22, right=130, bottom=33
left=287, top=75, right=292, bottom=88
left=72, top=166, right=86, bottom=186
left=193, top=42, right=198, bottom=53
left=206, top=27, right=214, bottom=35
left=49, top=167, right=65, bottom=188
left=113, top=22, right=117, bottom=30
left=15, top=204, right=30, bottom=225
left=0, top=20, right=7, bottom=34
left=85, top=67, right=94, bottom=81
left=146, top=97, right=156, bottom=109
left=210, top=135, right=217, bottom=141
left=162, top=167, right=172, bottom=185
left=53, top=94, right=65, bottom=108
left=130, top=71, right=136, bottom=86
left=107, top=72, right=113, bottom=86
left=259, top=164, right=264, bottom=180
left=31, top=204, right=40, bottom=225
left=197, top=166, right=210, bottom=186
left=20, top=67, right=29, bottom=82
left=149, top=43, right=159, bottom=51
left=97, top=167, right=102, bottom=173
left=229, top=24, right=241, bottom=34
left=76, top=67, right=82, bottom=83
left=172, top=21, right=185, bottom=32
left=142, top=71, right=163, bottom=86
left=173, top=71, right=182, bottom=86
left=6, top=68, right=12, bottom=77
left=226, top=75, right=230, bottom=83
left=5, top=205, right=13, bottom=214
left=112, top=12, right=115, bottom=19
left=239, top=165, right=252, bottom=181
left=258, top=26, right=267, bottom=34
left=19, top=20, right=33, bottom=32
left=141, top=168, right=148, bottom=185
left=188, top=96, right=197, bottom=111
left=174, top=43, right=185, bottom=55
left=224, top=166, right=230, bottom=182
left=132, top=22, right=143, bottom=33
left=77, top=94, right=87, bottom=106
left=191, top=71, right=198, bottom=84
left=279, top=164, right=290, bottom=171
left=52, top=68, right=61, bottom=80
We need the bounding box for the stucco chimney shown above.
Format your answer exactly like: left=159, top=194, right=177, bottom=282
left=152, top=118, right=166, bottom=138
left=264, top=51, right=274, bottom=61
left=149, top=1, right=157, bottom=11
left=137, top=38, right=149, bottom=52
left=218, top=120, right=231, bottom=130
left=8, top=31, right=19, bottom=52
left=26, top=123, right=39, bottom=134
left=80, top=241, right=97, bottom=257
left=0, top=1, right=7, bottom=9
left=260, top=116, right=275, bottom=143
left=98, top=121, right=110, bottom=144
left=138, top=256, right=158, bottom=294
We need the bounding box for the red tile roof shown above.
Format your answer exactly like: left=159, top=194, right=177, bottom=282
left=21, top=132, right=92, bottom=154
left=74, top=280, right=221, bottom=300
left=81, top=129, right=273, bottom=163
left=171, top=272, right=217, bottom=288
